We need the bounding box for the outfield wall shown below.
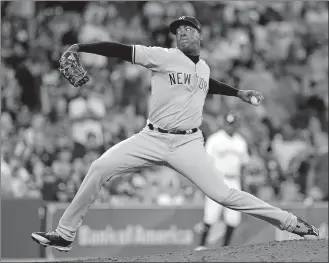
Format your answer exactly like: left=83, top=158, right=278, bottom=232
left=1, top=200, right=328, bottom=260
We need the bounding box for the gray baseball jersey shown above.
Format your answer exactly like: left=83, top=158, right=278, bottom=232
left=132, top=45, right=210, bottom=130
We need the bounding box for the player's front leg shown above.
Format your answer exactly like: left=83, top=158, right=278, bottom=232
left=168, top=136, right=320, bottom=240
left=31, top=130, right=166, bottom=251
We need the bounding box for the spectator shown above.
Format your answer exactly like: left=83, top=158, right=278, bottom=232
left=1, top=155, right=13, bottom=198
left=9, top=156, right=32, bottom=198
left=308, top=152, right=328, bottom=201
left=68, top=83, right=105, bottom=147
left=15, top=57, right=42, bottom=112
left=78, top=2, right=111, bottom=68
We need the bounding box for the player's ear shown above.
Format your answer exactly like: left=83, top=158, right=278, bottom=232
left=199, top=31, right=203, bottom=41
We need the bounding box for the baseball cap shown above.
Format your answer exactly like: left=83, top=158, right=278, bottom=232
left=169, top=16, right=202, bottom=35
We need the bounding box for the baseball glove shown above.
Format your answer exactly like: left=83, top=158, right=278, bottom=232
left=58, top=51, right=90, bottom=87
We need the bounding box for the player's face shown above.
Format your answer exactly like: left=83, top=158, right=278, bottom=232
left=176, top=25, right=201, bottom=55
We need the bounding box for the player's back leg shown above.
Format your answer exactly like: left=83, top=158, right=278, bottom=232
left=167, top=132, right=319, bottom=240
left=32, top=128, right=167, bottom=250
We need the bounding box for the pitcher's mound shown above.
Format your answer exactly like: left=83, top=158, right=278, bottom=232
left=67, top=238, right=327, bottom=262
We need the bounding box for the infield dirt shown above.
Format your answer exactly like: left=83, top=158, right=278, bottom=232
left=37, top=238, right=327, bottom=262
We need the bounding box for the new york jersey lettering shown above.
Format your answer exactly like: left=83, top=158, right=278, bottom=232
left=168, top=72, right=192, bottom=85
left=196, top=73, right=208, bottom=93
left=133, top=45, right=210, bottom=130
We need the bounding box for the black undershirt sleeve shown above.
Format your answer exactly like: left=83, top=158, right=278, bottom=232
left=208, top=77, right=239, bottom=96
left=77, top=42, right=133, bottom=62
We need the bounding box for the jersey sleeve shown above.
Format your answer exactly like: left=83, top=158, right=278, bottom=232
left=132, top=45, right=169, bottom=71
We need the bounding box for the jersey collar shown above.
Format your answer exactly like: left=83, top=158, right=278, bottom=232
left=176, top=48, right=201, bottom=65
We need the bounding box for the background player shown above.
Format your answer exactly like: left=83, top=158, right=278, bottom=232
left=197, top=112, right=249, bottom=250
left=31, top=16, right=319, bottom=252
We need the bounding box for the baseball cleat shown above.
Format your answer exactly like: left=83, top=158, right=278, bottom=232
left=31, top=231, right=72, bottom=252
left=291, top=217, right=319, bottom=238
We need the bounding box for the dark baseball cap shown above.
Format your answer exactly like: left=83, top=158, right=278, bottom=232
left=169, top=16, right=202, bottom=35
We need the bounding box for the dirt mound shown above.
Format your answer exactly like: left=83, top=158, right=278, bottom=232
left=40, top=239, right=328, bottom=262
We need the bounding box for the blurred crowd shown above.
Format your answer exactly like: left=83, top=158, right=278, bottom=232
left=1, top=1, right=328, bottom=205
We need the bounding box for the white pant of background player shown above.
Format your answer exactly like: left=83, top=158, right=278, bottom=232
left=204, top=177, right=241, bottom=228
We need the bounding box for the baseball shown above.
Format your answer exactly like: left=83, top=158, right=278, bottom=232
left=250, top=96, right=260, bottom=105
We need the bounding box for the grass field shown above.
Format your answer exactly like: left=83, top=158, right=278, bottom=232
left=6, top=238, right=327, bottom=263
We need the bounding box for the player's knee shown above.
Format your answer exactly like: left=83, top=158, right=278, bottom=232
left=89, top=158, right=110, bottom=178
left=226, top=216, right=241, bottom=227
left=89, top=156, right=120, bottom=181
left=207, top=185, right=239, bottom=205
left=206, top=191, right=230, bottom=205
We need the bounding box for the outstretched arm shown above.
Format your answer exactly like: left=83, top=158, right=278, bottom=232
left=67, top=42, right=168, bottom=71
left=208, top=77, right=264, bottom=105
left=68, top=42, right=133, bottom=62
left=59, top=42, right=167, bottom=87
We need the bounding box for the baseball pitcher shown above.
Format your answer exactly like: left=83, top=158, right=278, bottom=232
left=32, top=16, right=319, bottom=252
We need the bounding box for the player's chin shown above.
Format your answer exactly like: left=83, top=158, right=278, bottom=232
left=178, top=44, right=191, bottom=52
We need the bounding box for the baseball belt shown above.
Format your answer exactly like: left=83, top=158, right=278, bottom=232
left=147, top=123, right=198, bottom=135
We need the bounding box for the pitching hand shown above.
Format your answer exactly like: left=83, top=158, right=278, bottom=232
left=237, top=90, right=264, bottom=106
